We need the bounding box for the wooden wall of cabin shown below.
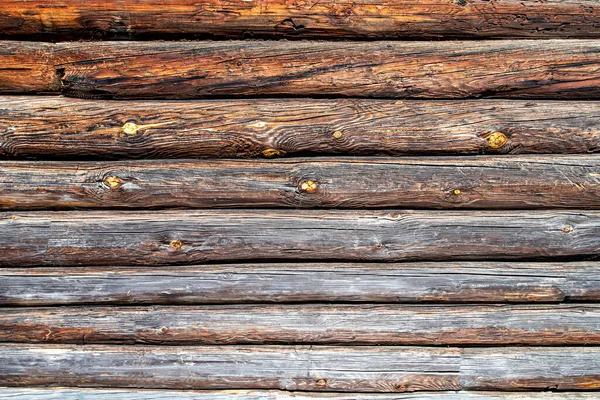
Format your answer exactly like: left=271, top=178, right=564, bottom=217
left=1, top=1, right=600, bottom=399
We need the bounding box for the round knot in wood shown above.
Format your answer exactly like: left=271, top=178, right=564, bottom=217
left=487, top=132, right=508, bottom=149
left=299, top=180, right=319, bottom=193
left=104, top=176, right=123, bottom=190
left=122, top=122, right=139, bottom=135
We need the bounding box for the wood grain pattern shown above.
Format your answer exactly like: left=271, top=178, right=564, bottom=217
left=5, top=40, right=600, bottom=99
left=1, top=210, right=599, bottom=267
left=1, top=389, right=599, bottom=399
left=2, top=304, right=600, bottom=345
left=4, top=97, right=600, bottom=159
left=2, top=156, right=600, bottom=210
left=3, top=262, right=598, bottom=305
left=2, top=0, right=600, bottom=40
left=2, top=345, right=599, bottom=391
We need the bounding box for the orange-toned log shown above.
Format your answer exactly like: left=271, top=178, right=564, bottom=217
left=4, top=40, right=600, bottom=99
left=2, top=0, right=600, bottom=40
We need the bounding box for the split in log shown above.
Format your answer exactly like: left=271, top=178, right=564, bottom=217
left=3, top=97, right=600, bottom=159
left=1, top=344, right=599, bottom=391
left=4, top=40, right=600, bottom=99
left=1, top=0, right=600, bottom=40
left=1, top=262, right=598, bottom=305
left=2, top=210, right=599, bottom=266
left=1, top=156, right=600, bottom=210
left=0, top=389, right=598, bottom=400
left=2, top=304, right=600, bottom=345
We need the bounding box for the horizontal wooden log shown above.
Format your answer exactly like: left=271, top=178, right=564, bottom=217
left=2, top=345, right=599, bottom=391
left=2, top=210, right=599, bottom=267
left=2, top=156, right=600, bottom=210
left=5, top=40, right=600, bottom=99
left=4, top=97, right=600, bottom=159
left=2, top=304, right=600, bottom=345
left=1, top=262, right=599, bottom=305
left=3, top=0, right=600, bottom=40
left=1, top=389, right=599, bottom=400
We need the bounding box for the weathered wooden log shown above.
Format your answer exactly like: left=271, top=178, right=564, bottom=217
left=2, top=262, right=597, bottom=305
left=2, top=0, right=600, bottom=40
left=2, top=156, right=600, bottom=210
left=4, top=97, right=600, bottom=159
left=5, top=40, right=600, bottom=99
left=2, top=345, right=599, bottom=391
left=1, top=210, right=599, bottom=267
left=0, top=42, right=57, bottom=94
left=2, top=304, right=600, bottom=345
left=0, top=389, right=598, bottom=400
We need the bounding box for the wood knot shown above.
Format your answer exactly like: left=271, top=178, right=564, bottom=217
left=394, top=383, right=408, bottom=392
left=453, top=189, right=461, bottom=195
left=104, top=176, right=124, bottom=190
left=299, top=180, right=318, bottom=193
left=332, top=131, right=343, bottom=139
left=487, top=132, right=508, bottom=149
left=121, top=122, right=139, bottom=135
left=262, top=148, right=287, bottom=158
left=562, top=225, right=573, bottom=234
left=160, top=326, right=168, bottom=334
left=316, top=379, right=327, bottom=387
left=170, top=239, right=183, bottom=250
left=375, top=243, right=383, bottom=249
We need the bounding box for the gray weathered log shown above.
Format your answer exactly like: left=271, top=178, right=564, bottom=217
left=2, top=262, right=598, bottom=305
left=1, top=345, right=599, bottom=391
left=0, top=388, right=598, bottom=399
left=5, top=40, right=600, bottom=99
left=1, top=210, right=599, bottom=266
left=3, top=0, right=600, bottom=40
left=2, top=156, right=600, bottom=210
left=2, top=304, right=600, bottom=345
left=3, top=97, right=600, bottom=159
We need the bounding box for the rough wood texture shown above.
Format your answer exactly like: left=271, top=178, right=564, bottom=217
left=4, top=97, right=600, bottom=159
left=0, top=0, right=600, bottom=40
left=2, top=156, right=600, bottom=210
left=3, top=262, right=598, bottom=305
left=1, top=389, right=598, bottom=400
left=2, top=345, right=599, bottom=391
left=1, top=210, right=599, bottom=267
left=2, top=304, right=600, bottom=345
left=2, top=0, right=600, bottom=40
left=5, top=40, right=600, bottom=99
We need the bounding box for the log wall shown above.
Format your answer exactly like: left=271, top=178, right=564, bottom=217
left=2, top=0, right=600, bottom=398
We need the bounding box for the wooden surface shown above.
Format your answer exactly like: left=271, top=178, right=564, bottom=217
left=4, top=97, right=600, bottom=159
left=2, top=210, right=599, bottom=267
left=2, top=262, right=598, bottom=305
left=2, top=344, right=599, bottom=391
left=2, top=156, right=600, bottom=210
left=3, top=1, right=600, bottom=396
left=3, top=0, right=600, bottom=40
left=3, top=304, right=600, bottom=345
left=5, top=40, right=600, bottom=99
left=1, top=389, right=599, bottom=400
